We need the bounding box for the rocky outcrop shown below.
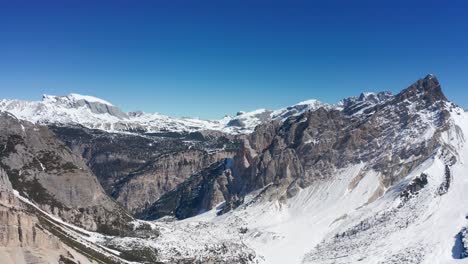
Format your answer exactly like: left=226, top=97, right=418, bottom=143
left=437, top=165, right=451, bottom=195
left=0, top=167, right=96, bottom=264
left=0, top=112, right=132, bottom=234
left=399, top=173, right=428, bottom=205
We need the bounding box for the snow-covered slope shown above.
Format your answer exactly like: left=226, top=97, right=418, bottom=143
left=43, top=93, right=115, bottom=106
left=0, top=93, right=335, bottom=134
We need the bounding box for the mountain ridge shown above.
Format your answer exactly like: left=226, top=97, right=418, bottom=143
left=1, top=80, right=417, bottom=135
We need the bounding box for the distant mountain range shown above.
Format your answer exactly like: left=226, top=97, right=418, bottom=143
left=0, top=90, right=393, bottom=134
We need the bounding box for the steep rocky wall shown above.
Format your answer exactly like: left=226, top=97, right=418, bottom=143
left=231, top=75, right=451, bottom=199
left=137, top=158, right=236, bottom=220
left=0, top=113, right=132, bottom=234
left=140, top=75, right=455, bottom=220
left=113, top=149, right=234, bottom=214
left=50, top=124, right=238, bottom=214
left=0, top=168, right=94, bottom=264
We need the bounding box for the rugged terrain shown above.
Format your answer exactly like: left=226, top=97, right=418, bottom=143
left=0, top=112, right=132, bottom=234
left=0, top=74, right=467, bottom=263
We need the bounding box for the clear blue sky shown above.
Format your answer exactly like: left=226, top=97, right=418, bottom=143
left=1, top=0, right=467, bottom=118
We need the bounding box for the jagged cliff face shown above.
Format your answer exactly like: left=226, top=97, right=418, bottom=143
left=139, top=75, right=455, bottom=220
left=137, top=158, right=236, bottom=220
left=113, top=149, right=234, bottom=214
left=0, top=167, right=96, bottom=264
left=49, top=124, right=237, bottom=214
left=238, top=74, right=451, bottom=193
left=0, top=113, right=132, bottom=234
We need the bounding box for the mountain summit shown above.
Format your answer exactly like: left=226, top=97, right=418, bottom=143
left=43, top=93, right=128, bottom=118
left=396, top=74, right=448, bottom=105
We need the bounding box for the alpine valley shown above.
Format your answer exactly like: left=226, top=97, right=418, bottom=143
left=0, top=74, right=467, bottom=264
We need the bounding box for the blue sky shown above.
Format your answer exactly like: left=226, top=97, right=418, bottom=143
left=1, top=0, right=467, bottom=118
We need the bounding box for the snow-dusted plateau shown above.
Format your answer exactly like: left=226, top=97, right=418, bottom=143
left=0, top=74, right=467, bottom=264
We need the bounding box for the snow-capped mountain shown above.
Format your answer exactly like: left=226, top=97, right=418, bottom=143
left=1, top=74, right=467, bottom=264
left=0, top=89, right=398, bottom=135
left=0, top=93, right=336, bottom=134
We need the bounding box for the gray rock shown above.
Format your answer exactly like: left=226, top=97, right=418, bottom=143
left=145, top=75, right=453, bottom=218
left=49, top=124, right=238, bottom=215
left=0, top=112, right=132, bottom=234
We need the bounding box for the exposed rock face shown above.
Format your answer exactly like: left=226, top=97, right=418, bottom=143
left=0, top=168, right=94, bottom=264
left=399, top=173, right=428, bottom=206
left=437, top=165, right=451, bottom=195
left=137, top=158, right=236, bottom=220
left=232, top=74, right=450, bottom=196
left=0, top=112, right=132, bottom=234
left=49, top=124, right=237, bottom=215
left=140, top=75, right=453, bottom=220
left=113, top=149, right=234, bottom=214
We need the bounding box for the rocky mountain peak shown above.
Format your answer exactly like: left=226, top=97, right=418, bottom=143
left=339, top=74, right=448, bottom=116
left=42, top=93, right=129, bottom=119
left=395, top=74, right=447, bottom=105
